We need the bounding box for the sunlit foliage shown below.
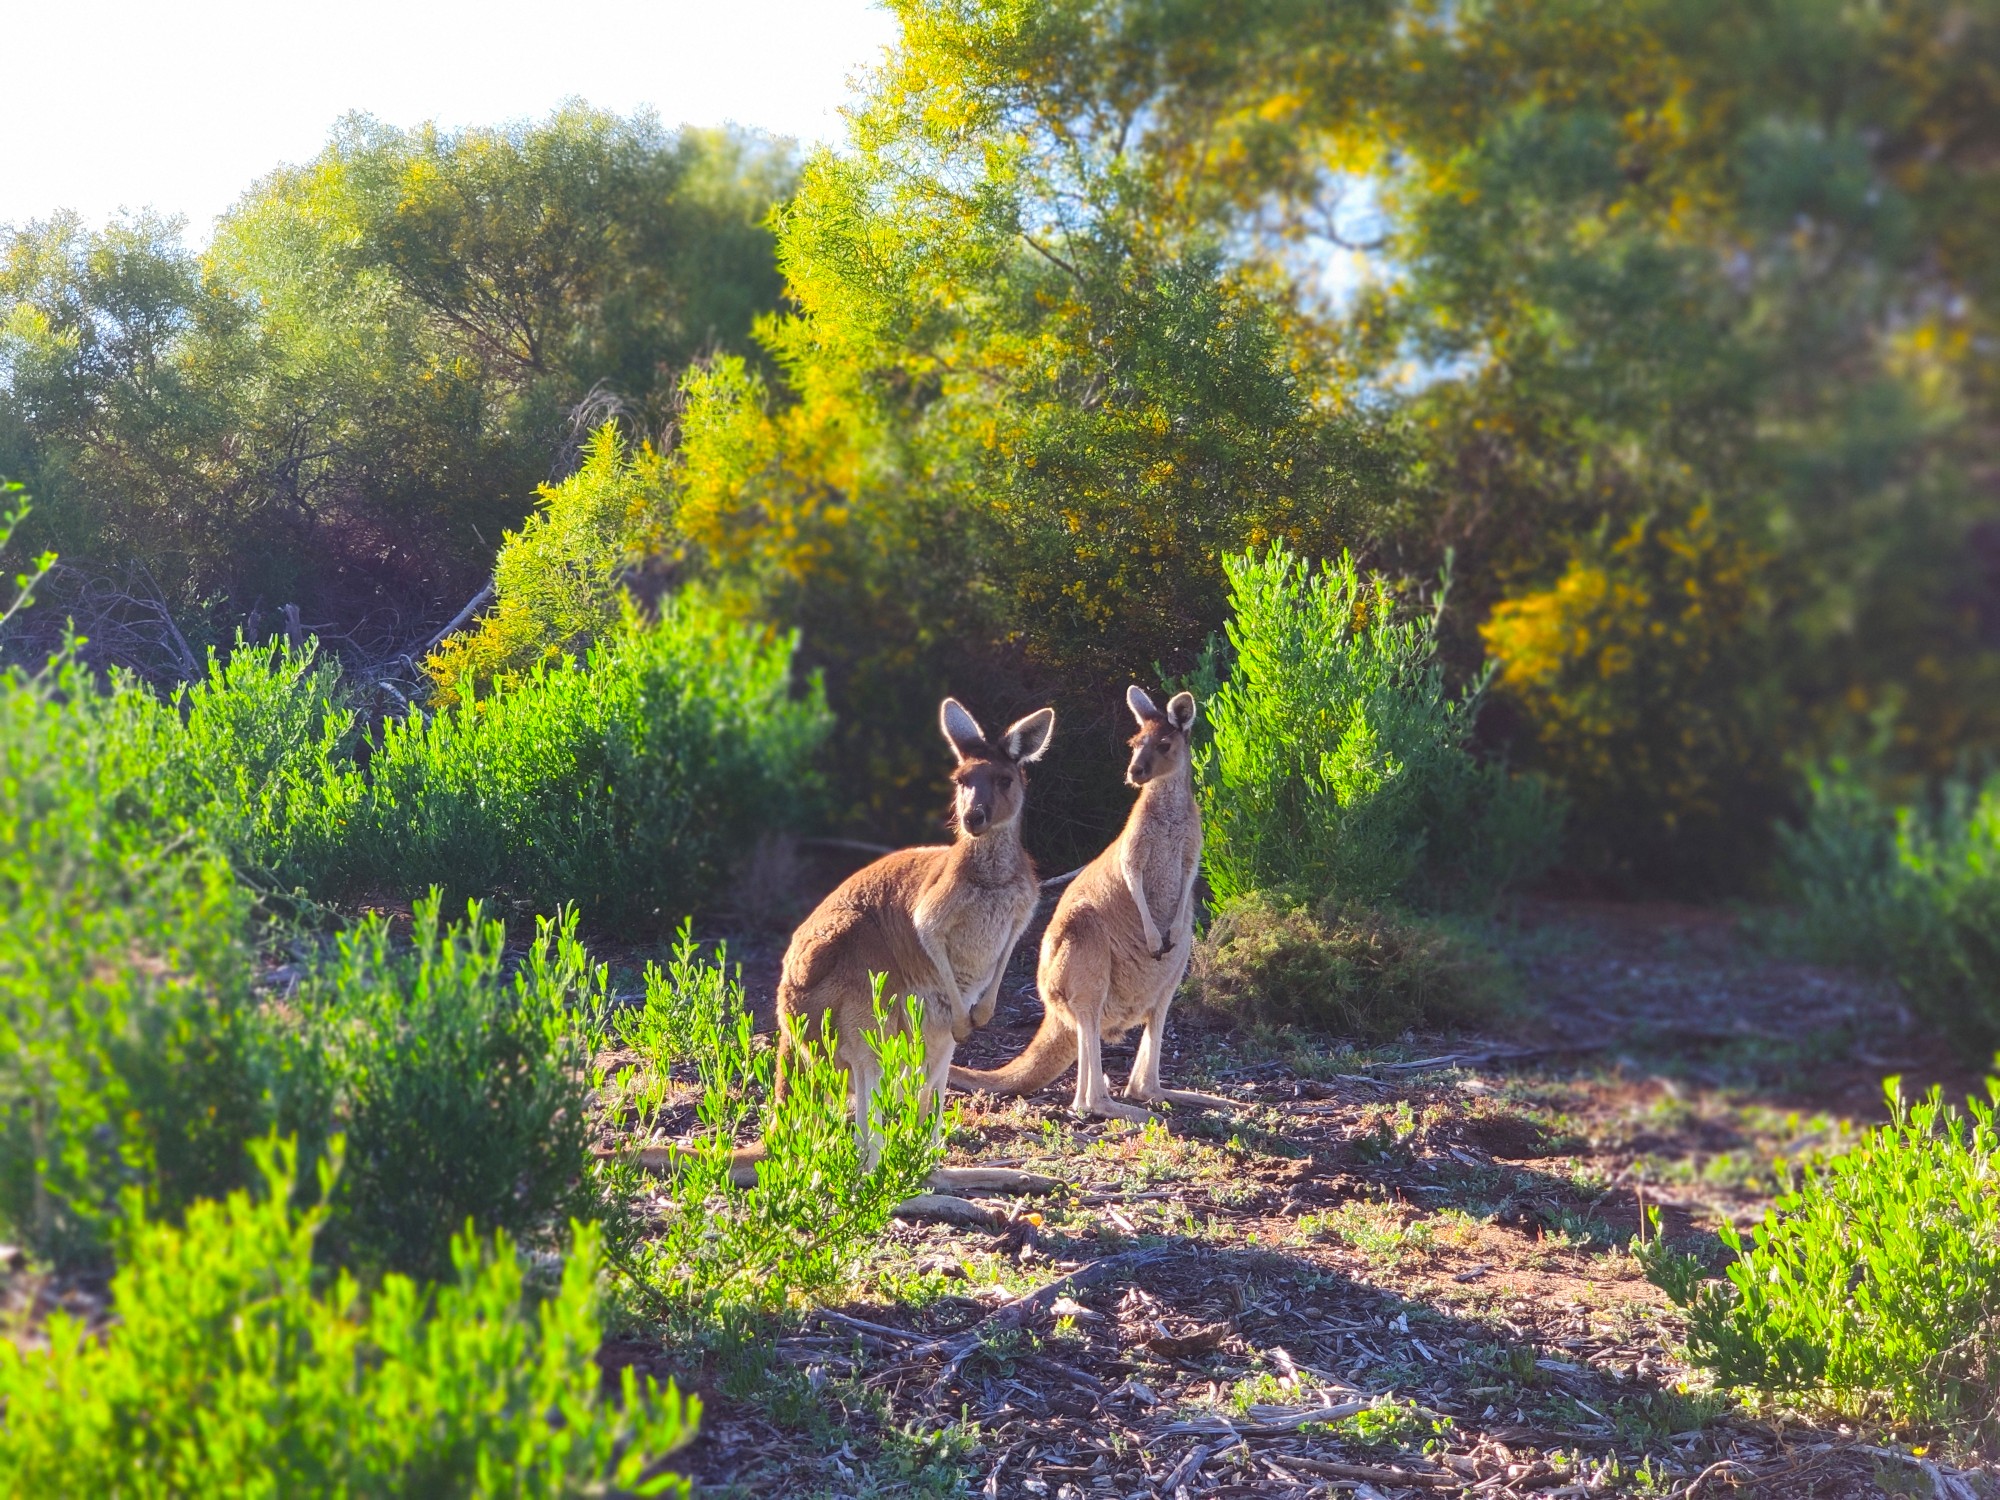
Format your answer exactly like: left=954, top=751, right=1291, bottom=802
left=0, top=109, right=792, bottom=663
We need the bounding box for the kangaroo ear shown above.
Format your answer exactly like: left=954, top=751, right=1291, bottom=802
left=1165, top=692, right=1197, bottom=731
left=1002, top=706, right=1056, bottom=763
left=1126, top=684, right=1161, bottom=725
left=940, top=698, right=987, bottom=761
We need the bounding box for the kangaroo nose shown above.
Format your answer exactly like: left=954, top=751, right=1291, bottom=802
left=964, top=807, right=989, bottom=833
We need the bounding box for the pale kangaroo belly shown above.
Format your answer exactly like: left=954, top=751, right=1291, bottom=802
left=1093, top=914, right=1181, bottom=1039
left=940, top=893, right=1025, bottom=993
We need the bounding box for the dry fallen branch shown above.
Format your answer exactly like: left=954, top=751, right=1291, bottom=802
left=1277, top=1453, right=1457, bottom=1488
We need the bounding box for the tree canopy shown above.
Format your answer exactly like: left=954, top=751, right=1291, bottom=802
left=0, top=108, right=793, bottom=668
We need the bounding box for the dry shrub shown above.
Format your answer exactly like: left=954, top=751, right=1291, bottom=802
left=1186, top=892, right=1511, bottom=1039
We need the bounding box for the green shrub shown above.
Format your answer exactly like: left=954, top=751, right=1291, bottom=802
left=0, top=655, right=265, bottom=1268
left=1200, top=544, right=1559, bottom=911
left=13, top=592, right=829, bottom=926
left=426, top=425, right=675, bottom=708
left=361, top=596, right=830, bottom=924
left=1185, top=891, right=1511, bottom=1038
left=273, top=893, right=608, bottom=1281
left=1783, top=767, right=2000, bottom=1050
left=0, top=1135, right=698, bottom=1497
left=1641, top=1080, right=2000, bottom=1442
left=0, top=641, right=614, bottom=1277
left=606, top=935, right=942, bottom=1331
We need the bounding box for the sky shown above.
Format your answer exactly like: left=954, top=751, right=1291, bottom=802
left=3, top=0, right=899, bottom=240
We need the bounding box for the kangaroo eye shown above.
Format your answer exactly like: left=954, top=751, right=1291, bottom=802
left=997, top=776, right=1013, bottom=790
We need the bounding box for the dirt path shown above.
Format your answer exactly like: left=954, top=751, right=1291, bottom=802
left=623, top=900, right=1996, bottom=1499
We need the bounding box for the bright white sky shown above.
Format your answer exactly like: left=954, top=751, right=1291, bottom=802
left=3, top=0, right=900, bottom=240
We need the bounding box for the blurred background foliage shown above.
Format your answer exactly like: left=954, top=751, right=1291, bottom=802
left=0, top=108, right=791, bottom=669
left=7, top=0, right=2000, bottom=891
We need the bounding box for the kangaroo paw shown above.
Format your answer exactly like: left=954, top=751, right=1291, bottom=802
left=1076, top=1098, right=1154, bottom=1124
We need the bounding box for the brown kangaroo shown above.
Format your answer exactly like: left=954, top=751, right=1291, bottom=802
left=772, top=697, right=1053, bottom=1169
left=950, top=686, right=1228, bottom=1120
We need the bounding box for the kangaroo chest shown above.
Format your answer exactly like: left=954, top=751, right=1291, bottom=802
left=1129, top=801, right=1200, bottom=932
left=932, top=849, right=1034, bottom=989
left=938, top=899, right=1024, bottom=984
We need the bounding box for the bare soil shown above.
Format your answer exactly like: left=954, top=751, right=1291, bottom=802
left=610, top=897, right=1999, bottom=1499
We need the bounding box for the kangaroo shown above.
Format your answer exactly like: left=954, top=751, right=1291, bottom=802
left=950, top=686, right=1227, bottom=1121
left=770, top=697, right=1054, bottom=1171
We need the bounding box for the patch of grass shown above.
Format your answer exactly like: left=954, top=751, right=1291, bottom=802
left=876, top=1420, right=980, bottom=1498
left=1187, top=893, right=1515, bottom=1038
left=1305, top=1397, right=1448, bottom=1452
left=1609, top=1386, right=1730, bottom=1443
left=1298, top=1202, right=1438, bottom=1266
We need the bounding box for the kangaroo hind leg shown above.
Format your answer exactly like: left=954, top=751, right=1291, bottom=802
left=1049, top=940, right=1148, bottom=1123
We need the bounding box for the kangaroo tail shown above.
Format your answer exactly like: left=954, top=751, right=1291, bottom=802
left=949, top=1007, right=1077, bottom=1097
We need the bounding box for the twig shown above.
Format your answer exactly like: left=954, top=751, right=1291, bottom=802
left=1278, top=1454, right=1456, bottom=1488
left=1160, top=1442, right=1213, bottom=1493
left=1682, top=1457, right=1756, bottom=1497
left=417, top=581, right=495, bottom=657
left=929, top=1248, right=1172, bottom=1389
left=797, top=836, right=899, bottom=857
left=1367, top=1042, right=1610, bottom=1074
left=1162, top=1400, right=1368, bottom=1436
left=812, top=1309, right=931, bottom=1345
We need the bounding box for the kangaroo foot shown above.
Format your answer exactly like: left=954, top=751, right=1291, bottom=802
left=1074, top=1097, right=1154, bottom=1124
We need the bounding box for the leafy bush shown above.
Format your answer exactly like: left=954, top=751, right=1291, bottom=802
left=1200, top=544, right=1559, bottom=912
left=272, top=894, right=608, bottom=1281
left=606, top=933, right=942, bottom=1330
left=368, top=596, right=830, bottom=924
left=0, top=1136, right=698, bottom=1497
left=7, top=594, right=829, bottom=926
left=135, top=633, right=363, bottom=882
left=1783, top=767, right=2000, bottom=1050
left=1481, top=506, right=1785, bottom=892
left=1640, top=1080, right=2000, bottom=1441
left=0, top=653, right=266, bottom=1268
left=1186, top=891, right=1511, bottom=1039
left=426, top=427, right=675, bottom=709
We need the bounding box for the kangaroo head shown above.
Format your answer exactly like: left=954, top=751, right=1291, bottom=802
left=940, top=697, right=1055, bottom=838
left=1125, top=685, right=1197, bottom=787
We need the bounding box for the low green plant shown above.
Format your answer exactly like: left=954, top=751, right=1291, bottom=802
left=610, top=948, right=944, bottom=1330
left=1783, top=766, right=2000, bottom=1050
left=1186, top=891, right=1511, bottom=1038
left=0, top=1135, right=698, bottom=1497
left=1307, top=1397, right=1443, bottom=1451
left=1640, top=1079, right=2000, bottom=1440
left=366, top=595, right=830, bottom=924
left=1199, top=544, right=1560, bottom=912
left=2, top=591, right=830, bottom=931
left=0, top=651, right=265, bottom=1268
left=271, top=892, right=609, bottom=1280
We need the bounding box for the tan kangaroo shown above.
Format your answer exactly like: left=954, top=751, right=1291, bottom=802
left=951, top=686, right=1227, bottom=1121
left=771, top=697, right=1054, bottom=1172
